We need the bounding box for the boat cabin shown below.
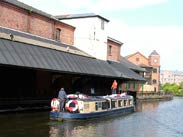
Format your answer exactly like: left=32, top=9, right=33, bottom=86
left=77, top=96, right=134, bottom=114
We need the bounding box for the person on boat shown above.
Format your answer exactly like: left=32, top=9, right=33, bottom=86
left=111, top=80, right=118, bottom=94
left=58, top=88, right=67, bottom=112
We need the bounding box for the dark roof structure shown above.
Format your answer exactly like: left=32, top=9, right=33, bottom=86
left=149, top=50, right=159, bottom=56
left=55, top=13, right=110, bottom=22
left=120, top=56, right=145, bottom=72
left=0, top=27, right=144, bottom=81
left=107, top=61, right=145, bottom=81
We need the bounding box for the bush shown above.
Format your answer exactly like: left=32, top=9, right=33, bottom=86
left=160, top=83, right=183, bottom=96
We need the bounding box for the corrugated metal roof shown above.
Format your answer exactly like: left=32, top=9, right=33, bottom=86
left=107, top=61, right=145, bottom=81
left=0, top=38, right=118, bottom=77
left=0, top=27, right=144, bottom=81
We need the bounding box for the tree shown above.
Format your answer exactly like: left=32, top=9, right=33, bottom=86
left=161, top=82, right=183, bottom=96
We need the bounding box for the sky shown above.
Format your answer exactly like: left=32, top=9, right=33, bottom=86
left=18, top=0, right=183, bottom=71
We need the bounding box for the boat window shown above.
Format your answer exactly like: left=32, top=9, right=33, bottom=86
left=129, top=100, right=132, bottom=105
left=98, top=102, right=102, bottom=108
left=126, top=100, right=129, bottom=105
left=124, top=100, right=126, bottom=106
left=102, top=101, right=108, bottom=110
left=118, top=100, right=122, bottom=107
left=95, top=102, right=98, bottom=111
left=111, top=101, right=116, bottom=108
left=95, top=102, right=102, bottom=111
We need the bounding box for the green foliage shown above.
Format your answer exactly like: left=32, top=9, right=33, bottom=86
left=161, top=82, right=183, bottom=96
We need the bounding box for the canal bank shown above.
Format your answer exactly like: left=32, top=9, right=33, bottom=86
left=136, top=92, right=173, bottom=101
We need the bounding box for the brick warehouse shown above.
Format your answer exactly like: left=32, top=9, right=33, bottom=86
left=0, top=0, right=145, bottom=111
left=0, top=0, right=74, bottom=45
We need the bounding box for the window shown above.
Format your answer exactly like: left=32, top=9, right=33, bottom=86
left=101, top=20, right=104, bottom=30
left=118, top=100, right=122, bottom=107
left=124, top=100, right=127, bottom=106
left=55, top=28, right=61, bottom=41
left=133, top=82, right=137, bottom=90
left=102, top=102, right=109, bottom=109
left=126, top=82, right=130, bottom=90
left=111, top=101, right=116, bottom=108
left=153, top=79, right=157, bottom=84
left=136, top=57, right=140, bottom=62
left=108, top=45, right=112, bottom=56
left=153, top=68, right=157, bottom=73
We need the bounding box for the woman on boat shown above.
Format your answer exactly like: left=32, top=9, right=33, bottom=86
left=58, top=88, right=67, bottom=112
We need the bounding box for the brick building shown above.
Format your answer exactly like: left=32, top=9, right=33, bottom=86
left=107, top=37, right=122, bottom=62
left=55, top=13, right=123, bottom=62
left=56, top=13, right=146, bottom=96
left=160, top=70, right=183, bottom=85
left=126, top=50, right=160, bottom=92
left=0, top=0, right=75, bottom=45
left=0, top=0, right=145, bottom=110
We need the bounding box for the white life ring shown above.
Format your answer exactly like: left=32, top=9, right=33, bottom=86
left=51, top=98, right=60, bottom=112
left=65, top=100, right=78, bottom=112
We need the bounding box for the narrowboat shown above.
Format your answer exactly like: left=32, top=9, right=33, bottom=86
left=50, top=93, right=135, bottom=121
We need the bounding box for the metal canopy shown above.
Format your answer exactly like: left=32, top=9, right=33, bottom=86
left=0, top=27, right=144, bottom=81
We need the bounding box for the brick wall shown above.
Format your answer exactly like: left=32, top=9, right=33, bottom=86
left=127, top=52, right=160, bottom=91
left=107, top=39, right=121, bottom=62
left=127, top=52, right=149, bottom=66
left=55, top=22, right=74, bottom=45
left=0, top=3, right=29, bottom=32
left=0, top=1, right=75, bottom=45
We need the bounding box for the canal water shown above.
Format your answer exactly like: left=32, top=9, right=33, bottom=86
left=0, top=97, right=182, bottom=137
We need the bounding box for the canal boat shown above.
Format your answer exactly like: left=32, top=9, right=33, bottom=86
left=50, top=93, right=135, bottom=121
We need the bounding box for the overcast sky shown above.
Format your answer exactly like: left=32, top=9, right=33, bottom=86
left=19, top=0, right=183, bottom=71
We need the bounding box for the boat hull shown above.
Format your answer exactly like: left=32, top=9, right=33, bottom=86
left=50, top=106, right=135, bottom=121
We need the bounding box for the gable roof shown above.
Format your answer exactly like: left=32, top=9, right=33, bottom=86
left=125, top=51, right=148, bottom=60
left=55, top=13, right=110, bottom=22
left=149, top=50, right=159, bottom=56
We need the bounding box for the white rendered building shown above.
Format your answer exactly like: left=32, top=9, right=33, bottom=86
left=56, top=13, right=110, bottom=61
left=160, top=70, right=183, bottom=84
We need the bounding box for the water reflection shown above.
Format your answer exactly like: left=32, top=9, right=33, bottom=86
left=48, top=115, right=132, bottom=137
left=48, top=98, right=183, bottom=137
left=1, top=97, right=183, bottom=137
left=136, top=100, right=159, bottom=112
